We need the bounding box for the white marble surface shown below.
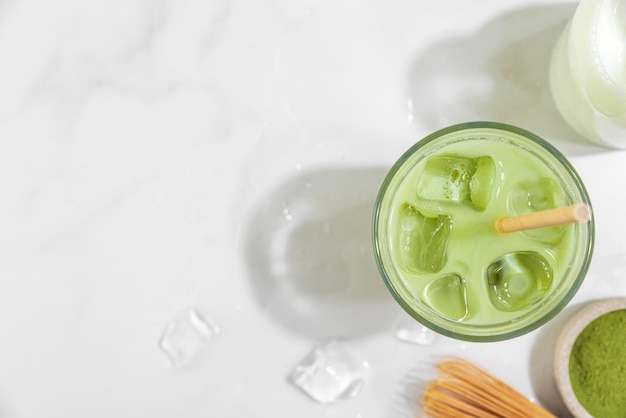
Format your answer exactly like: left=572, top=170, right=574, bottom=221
left=1, top=0, right=625, bottom=417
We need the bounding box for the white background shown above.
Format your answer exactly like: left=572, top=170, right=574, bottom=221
left=0, top=0, right=624, bottom=417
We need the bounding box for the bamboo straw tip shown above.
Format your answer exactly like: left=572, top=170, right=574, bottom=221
left=573, top=203, right=592, bottom=222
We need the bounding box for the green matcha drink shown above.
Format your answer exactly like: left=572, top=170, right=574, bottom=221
left=373, top=122, right=594, bottom=341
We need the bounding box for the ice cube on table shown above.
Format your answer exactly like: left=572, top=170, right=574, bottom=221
left=417, top=155, right=495, bottom=210
left=423, top=274, right=469, bottom=320
left=399, top=203, right=452, bottom=273
left=289, top=340, right=369, bottom=404
left=159, top=308, right=220, bottom=368
left=486, top=251, right=553, bottom=311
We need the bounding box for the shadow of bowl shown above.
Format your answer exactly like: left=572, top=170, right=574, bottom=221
left=529, top=301, right=587, bottom=417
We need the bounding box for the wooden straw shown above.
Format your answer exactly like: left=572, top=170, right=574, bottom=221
left=423, top=358, right=556, bottom=418
left=495, top=203, right=591, bottom=234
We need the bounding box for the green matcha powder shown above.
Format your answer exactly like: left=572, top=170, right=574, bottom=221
left=569, top=309, right=626, bottom=418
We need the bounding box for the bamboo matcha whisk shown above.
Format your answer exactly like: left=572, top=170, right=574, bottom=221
left=422, top=358, right=555, bottom=418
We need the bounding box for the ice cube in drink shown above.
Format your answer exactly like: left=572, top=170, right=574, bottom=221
left=424, top=274, right=469, bottom=321
left=486, top=251, right=553, bottom=312
left=509, top=178, right=568, bottom=243
left=416, top=155, right=495, bottom=210
left=398, top=203, right=452, bottom=273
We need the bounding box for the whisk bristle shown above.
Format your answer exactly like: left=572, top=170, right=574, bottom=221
left=422, top=358, right=555, bottom=418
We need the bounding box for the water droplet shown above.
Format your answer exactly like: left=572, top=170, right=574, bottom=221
left=406, top=99, right=414, bottom=125
left=393, top=314, right=436, bottom=345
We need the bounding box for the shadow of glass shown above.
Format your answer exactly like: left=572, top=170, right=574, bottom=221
left=529, top=302, right=587, bottom=417
left=408, top=3, right=607, bottom=157
left=243, top=166, right=400, bottom=339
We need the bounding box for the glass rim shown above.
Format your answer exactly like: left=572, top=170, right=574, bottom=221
left=372, top=121, right=595, bottom=342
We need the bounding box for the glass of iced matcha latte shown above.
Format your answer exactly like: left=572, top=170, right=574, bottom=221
left=372, top=122, right=594, bottom=342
